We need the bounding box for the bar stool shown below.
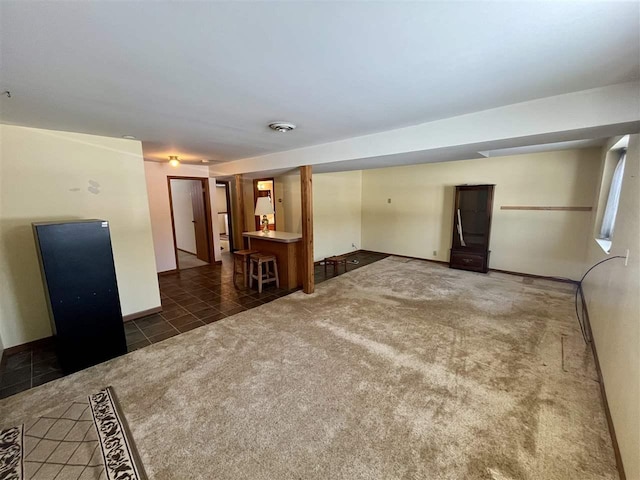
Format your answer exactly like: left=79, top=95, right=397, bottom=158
left=233, top=249, right=258, bottom=288
left=249, top=254, right=280, bottom=293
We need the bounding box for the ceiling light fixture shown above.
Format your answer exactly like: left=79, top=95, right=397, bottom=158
left=122, top=135, right=136, bottom=140
left=168, top=155, right=180, bottom=167
left=268, top=122, right=296, bottom=133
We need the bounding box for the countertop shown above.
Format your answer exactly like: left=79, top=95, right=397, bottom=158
left=242, top=231, right=302, bottom=243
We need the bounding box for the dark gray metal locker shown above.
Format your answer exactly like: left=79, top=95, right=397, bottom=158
left=33, top=220, right=127, bottom=373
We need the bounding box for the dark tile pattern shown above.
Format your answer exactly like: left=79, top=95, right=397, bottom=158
left=0, top=343, right=62, bottom=399
left=0, top=255, right=290, bottom=399
left=0, top=251, right=388, bottom=399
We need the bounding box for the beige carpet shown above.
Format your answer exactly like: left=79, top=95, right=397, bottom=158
left=0, top=258, right=618, bottom=479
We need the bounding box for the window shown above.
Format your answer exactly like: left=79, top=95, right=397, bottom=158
left=595, top=138, right=628, bottom=253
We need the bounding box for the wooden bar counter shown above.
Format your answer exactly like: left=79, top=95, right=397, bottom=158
left=242, top=231, right=303, bottom=289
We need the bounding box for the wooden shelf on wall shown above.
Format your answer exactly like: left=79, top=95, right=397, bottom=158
left=500, top=206, right=592, bottom=212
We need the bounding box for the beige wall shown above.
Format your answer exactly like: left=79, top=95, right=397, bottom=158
left=170, top=179, right=199, bottom=254
left=215, top=185, right=227, bottom=213
left=361, top=148, right=602, bottom=280
left=143, top=162, right=221, bottom=272
left=280, top=173, right=301, bottom=235
left=313, top=171, right=362, bottom=260
left=215, top=185, right=228, bottom=235
left=258, top=171, right=362, bottom=261
left=583, top=134, right=639, bottom=480
left=0, top=125, right=160, bottom=348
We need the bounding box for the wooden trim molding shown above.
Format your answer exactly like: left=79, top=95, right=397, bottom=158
left=501, top=206, right=592, bottom=211
left=580, top=289, right=627, bottom=480
left=234, top=174, right=246, bottom=248
left=166, top=175, right=216, bottom=269
left=489, top=268, right=576, bottom=284
left=300, top=165, right=314, bottom=294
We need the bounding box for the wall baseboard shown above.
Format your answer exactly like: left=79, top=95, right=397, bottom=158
left=122, top=306, right=163, bottom=322
left=359, top=249, right=578, bottom=284
left=0, top=307, right=164, bottom=365
left=489, top=268, right=576, bottom=284
left=158, top=269, right=178, bottom=276
left=0, top=336, right=54, bottom=368
left=580, top=288, right=627, bottom=480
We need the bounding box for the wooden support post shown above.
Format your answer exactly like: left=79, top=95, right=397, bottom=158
left=234, top=174, right=246, bottom=249
left=300, top=165, right=314, bottom=294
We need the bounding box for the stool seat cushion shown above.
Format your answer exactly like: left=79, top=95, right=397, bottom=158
left=251, top=253, right=276, bottom=261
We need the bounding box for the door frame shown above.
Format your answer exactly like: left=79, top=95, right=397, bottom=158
left=216, top=180, right=235, bottom=252
left=253, top=177, right=276, bottom=231
left=167, top=176, right=215, bottom=270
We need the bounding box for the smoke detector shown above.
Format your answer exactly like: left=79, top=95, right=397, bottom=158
left=268, top=122, right=296, bottom=133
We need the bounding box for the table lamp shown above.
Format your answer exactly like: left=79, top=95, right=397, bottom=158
left=255, top=197, right=275, bottom=233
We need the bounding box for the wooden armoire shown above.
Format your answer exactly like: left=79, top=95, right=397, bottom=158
left=449, top=184, right=495, bottom=273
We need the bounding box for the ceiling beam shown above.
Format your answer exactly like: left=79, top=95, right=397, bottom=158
left=210, top=82, right=640, bottom=176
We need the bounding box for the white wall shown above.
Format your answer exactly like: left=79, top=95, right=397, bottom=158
left=170, top=179, right=198, bottom=254
left=583, top=134, right=639, bottom=480
left=361, top=148, right=602, bottom=280
left=0, top=125, right=161, bottom=348
left=207, top=178, right=222, bottom=262
left=313, top=171, right=362, bottom=261
left=143, top=162, right=221, bottom=272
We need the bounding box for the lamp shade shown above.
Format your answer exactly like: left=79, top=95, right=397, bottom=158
left=255, top=197, right=275, bottom=216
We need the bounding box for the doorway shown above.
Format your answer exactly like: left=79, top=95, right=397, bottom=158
left=216, top=181, right=234, bottom=259
left=168, top=177, right=215, bottom=270
left=253, top=178, right=276, bottom=231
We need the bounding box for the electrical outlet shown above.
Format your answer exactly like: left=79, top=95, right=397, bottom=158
left=352, top=243, right=357, bottom=249
left=625, top=249, right=630, bottom=266
left=433, top=250, right=437, bottom=256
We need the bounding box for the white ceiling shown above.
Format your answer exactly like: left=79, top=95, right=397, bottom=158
left=1, top=1, right=638, bottom=165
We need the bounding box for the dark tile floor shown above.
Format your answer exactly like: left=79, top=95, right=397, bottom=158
left=315, top=250, right=389, bottom=285
left=0, top=250, right=388, bottom=399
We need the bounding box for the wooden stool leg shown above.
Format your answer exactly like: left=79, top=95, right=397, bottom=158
left=324, top=259, right=327, bottom=277
left=258, top=260, right=263, bottom=294
left=233, top=257, right=238, bottom=287
left=243, top=257, right=249, bottom=288
left=273, top=260, right=280, bottom=288
left=249, top=260, right=254, bottom=289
